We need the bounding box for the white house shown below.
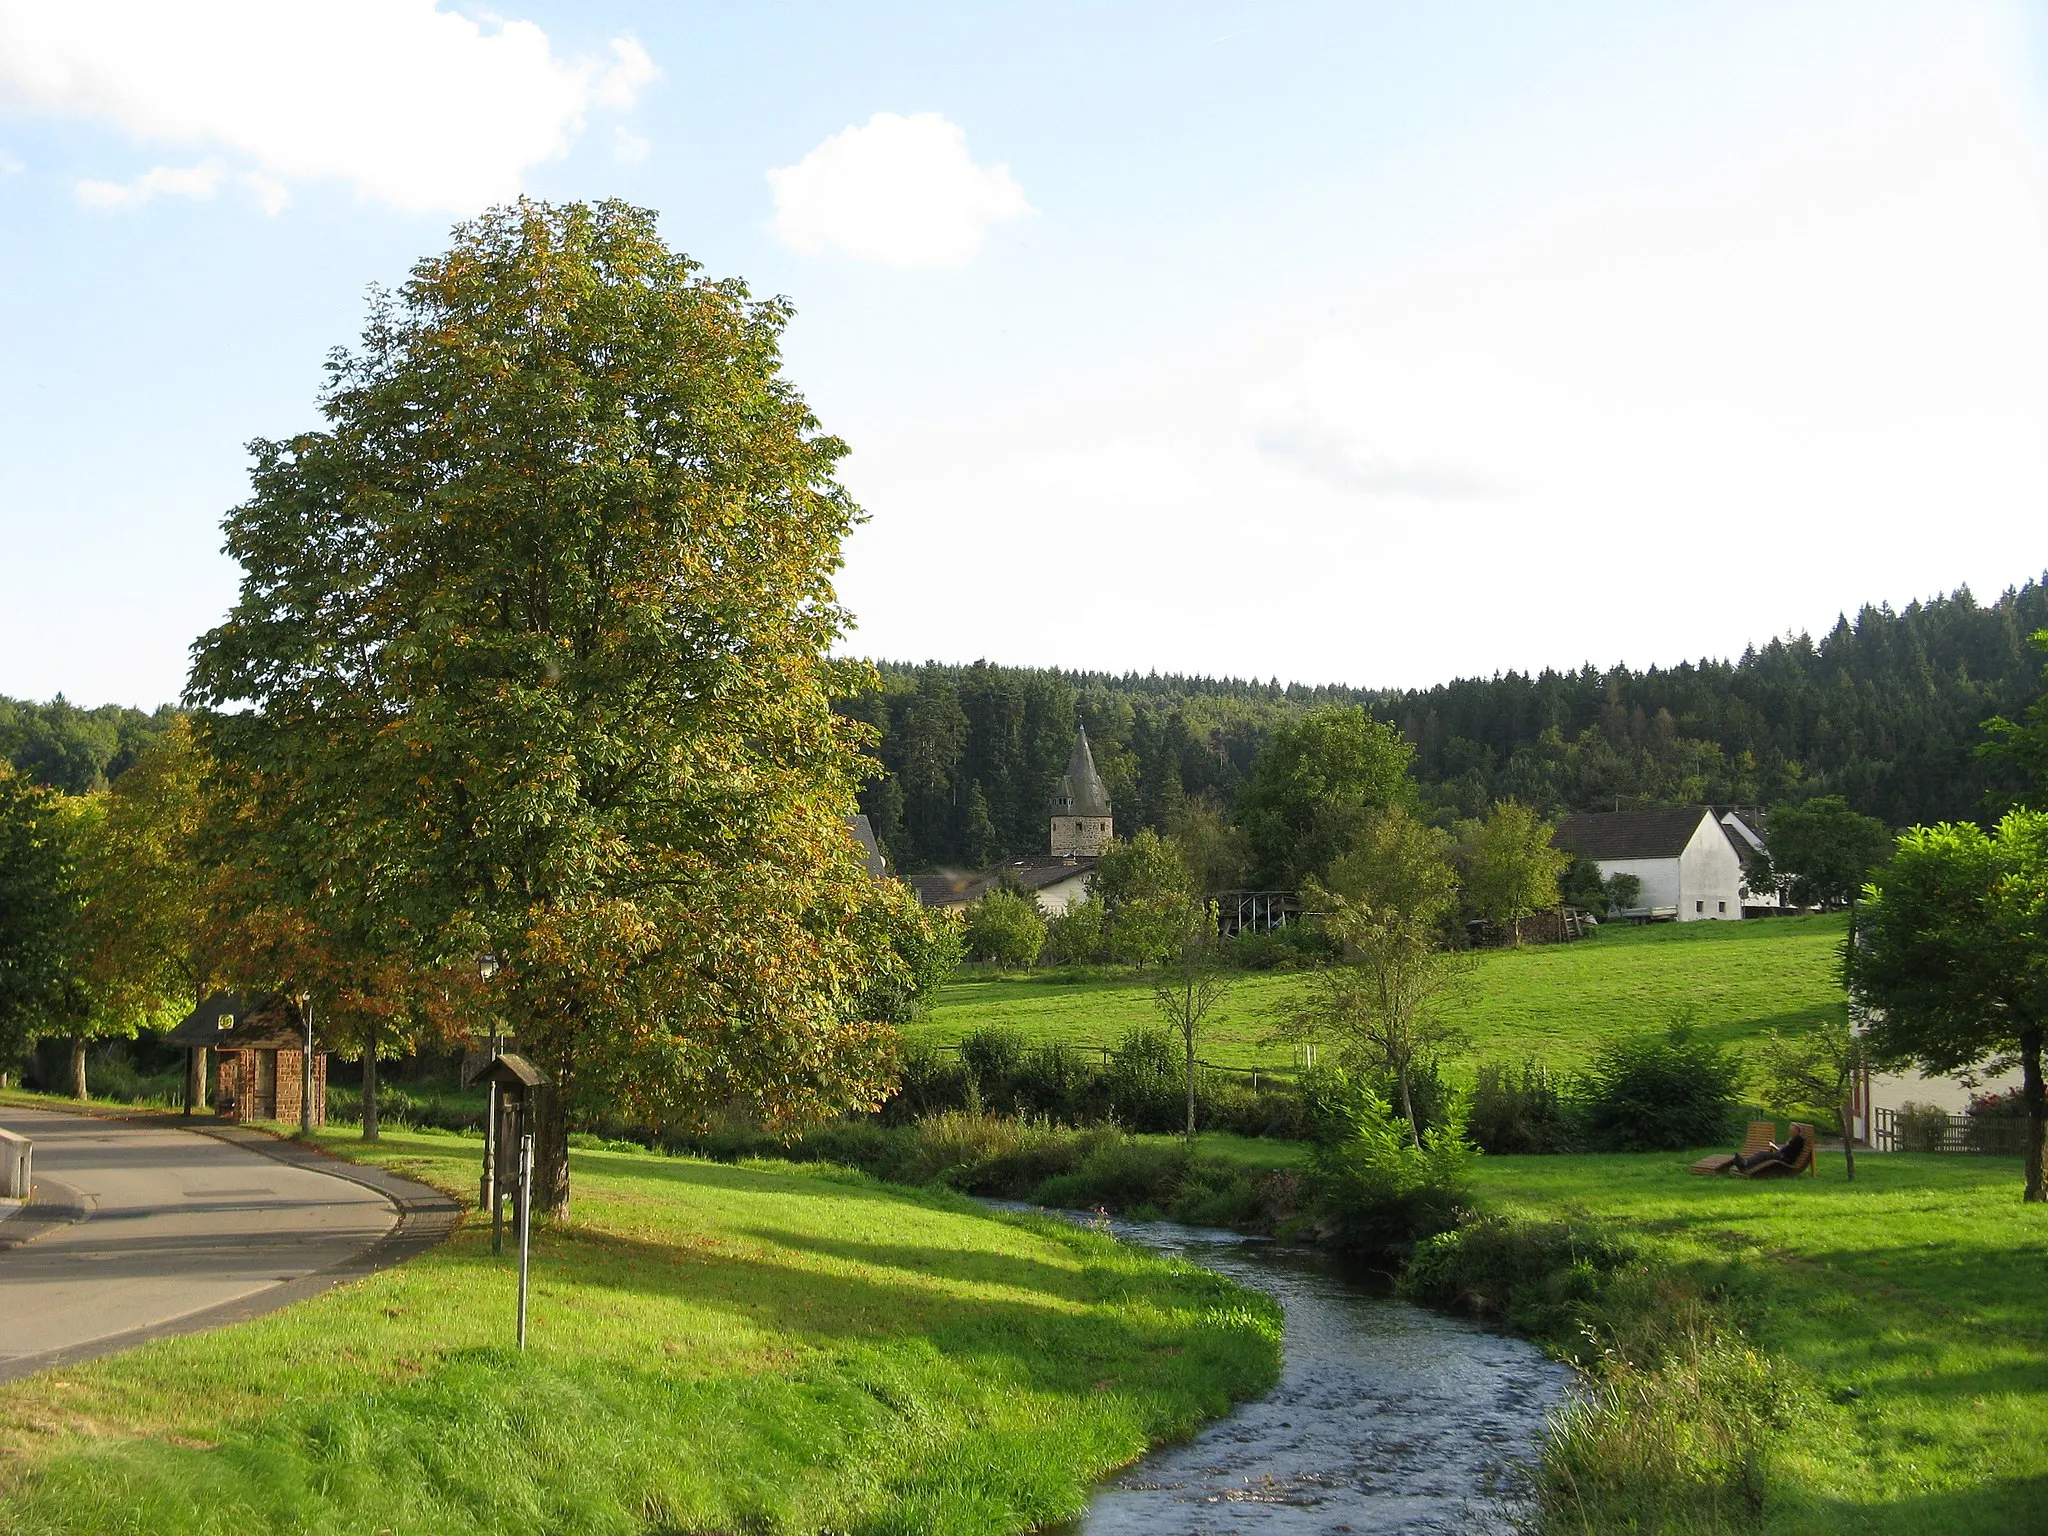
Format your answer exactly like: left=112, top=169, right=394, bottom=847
left=1551, top=806, right=1774, bottom=921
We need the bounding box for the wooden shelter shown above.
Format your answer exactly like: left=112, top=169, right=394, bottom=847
left=166, top=993, right=328, bottom=1126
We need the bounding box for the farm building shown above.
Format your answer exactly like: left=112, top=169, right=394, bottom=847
left=1552, top=805, right=1778, bottom=921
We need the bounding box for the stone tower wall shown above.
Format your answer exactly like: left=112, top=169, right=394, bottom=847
left=1051, top=815, right=1112, bottom=857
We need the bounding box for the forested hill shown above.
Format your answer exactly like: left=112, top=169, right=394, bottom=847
left=843, top=576, right=2048, bottom=873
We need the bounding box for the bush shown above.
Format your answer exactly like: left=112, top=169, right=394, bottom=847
left=1042, top=897, right=1107, bottom=965
left=1307, top=1076, right=1474, bottom=1261
left=1894, top=1099, right=1953, bottom=1152
left=1104, top=1027, right=1182, bottom=1131
left=1012, top=1040, right=1090, bottom=1121
left=957, top=1025, right=1028, bottom=1108
left=1468, top=1058, right=1580, bottom=1154
left=1402, top=1210, right=1634, bottom=1338
left=962, top=889, right=1046, bottom=968
left=1229, top=929, right=1298, bottom=971
left=880, top=1036, right=970, bottom=1125
left=1579, top=1026, right=1743, bottom=1151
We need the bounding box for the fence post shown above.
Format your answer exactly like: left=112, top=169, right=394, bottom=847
left=516, top=1131, right=533, bottom=1350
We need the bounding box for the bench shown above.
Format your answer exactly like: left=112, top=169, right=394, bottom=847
left=1690, top=1121, right=1819, bottom=1178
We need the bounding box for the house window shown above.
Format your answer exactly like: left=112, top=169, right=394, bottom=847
left=1695, top=900, right=1704, bottom=913
left=1718, top=901, right=1726, bottom=913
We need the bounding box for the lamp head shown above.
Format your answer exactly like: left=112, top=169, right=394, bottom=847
left=478, top=952, right=500, bottom=983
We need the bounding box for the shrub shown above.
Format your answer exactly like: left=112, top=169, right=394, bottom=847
left=880, top=1036, right=970, bottom=1125
left=1402, top=1210, right=1634, bottom=1339
left=1894, top=1099, right=1953, bottom=1152
left=1229, top=929, right=1298, bottom=971
left=1578, top=1026, right=1743, bottom=1151
left=1104, top=1026, right=1182, bottom=1131
left=1307, top=1076, right=1474, bottom=1261
left=1468, top=1058, right=1579, bottom=1154
left=962, top=889, right=1046, bottom=968
left=958, top=1025, right=1028, bottom=1109
left=1013, top=1040, right=1090, bottom=1121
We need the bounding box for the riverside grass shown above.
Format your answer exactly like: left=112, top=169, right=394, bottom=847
left=0, top=1129, right=1281, bottom=1536
left=1471, top=1152, right=2048, bottom=1535
left=918, top=913, right=1851, bottom=1076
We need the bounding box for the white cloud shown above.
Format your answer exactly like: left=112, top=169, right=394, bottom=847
left=0, top=2, right=657, bottom=214
left=612, top=126, right=650, bottom=165
left=0, top=151, right=21, bottom=176
left=834, top=12, right=2048, bottom=686
left=76, top=158, right=227, bottom=209
left=767, top=111, right=1030, bottom=267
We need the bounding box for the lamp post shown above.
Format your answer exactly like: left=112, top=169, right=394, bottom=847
left=477, top=953, right=501, bottom=1228
left=297, top=992, right=315, bottom=1136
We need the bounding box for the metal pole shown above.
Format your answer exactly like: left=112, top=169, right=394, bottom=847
left=484, top=1079, right=500, bottom=1252
left=516, top=1130, right=533, bottom=1350
left=299, top=995, right=315, bottom=1136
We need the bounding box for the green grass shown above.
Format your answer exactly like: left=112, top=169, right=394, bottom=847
left=1473, top=1150, right=2048, bottom=1534
left=919, top=915, right=1852, bottom=1075
left=0, top=1128, right=1281, bottom=1535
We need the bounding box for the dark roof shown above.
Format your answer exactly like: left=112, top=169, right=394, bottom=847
left=1552, top=807, right=1714, bottom=861
left=910, top=855, right=1098, bottom=908
left=846, top=814, right=889, bottom=879
left=165, top=992, right=306, bottom=1050
left=477, top=1052, right=548, bottom=1088
left=1051, top=727, right=1111, bottom=819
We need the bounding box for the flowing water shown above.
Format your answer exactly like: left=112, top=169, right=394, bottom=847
left=1032, top=1212, right=1573, bottom=1535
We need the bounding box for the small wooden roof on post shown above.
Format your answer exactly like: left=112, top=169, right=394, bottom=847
left=477, top=1053, right=548, bottom=1093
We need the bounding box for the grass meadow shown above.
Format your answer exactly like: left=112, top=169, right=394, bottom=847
left=917, top=913, right=1852, bottom=1075
left=0, top=1128, right=1281, bottom=1536
left=1473, top=1151, right=2048, bottom=1535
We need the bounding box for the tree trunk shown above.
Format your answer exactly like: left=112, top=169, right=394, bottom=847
left=361, top=1029, right=380, bottom=1142
left=69, top=1036, right=87, bottom=1100
left=1184, top=1030, right=1197, bottom=1144
left=1395, top=1057, right=1422, bottom=1147
left=2022, top=1028, right=2044, bottom=1203
left=532, top=1070, right=572, bottom=1218
left=1839, top=1089, right=1857, bottom=1182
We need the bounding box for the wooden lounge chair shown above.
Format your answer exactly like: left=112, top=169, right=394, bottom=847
left=1740, top=1121, right=1818, bottom=1179
left=1691, top=1120, right=1777, bottom=1175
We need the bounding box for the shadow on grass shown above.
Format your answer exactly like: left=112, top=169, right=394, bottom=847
left=732, top=1228, right=1096, bottom=1302
left=1801, top=1474, right=2048, bottom=1536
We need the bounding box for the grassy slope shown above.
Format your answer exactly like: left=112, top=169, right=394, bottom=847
left=917, top=915, right=1851, bottom=1074
left=0, top=1128, right=1280, bottom=1536
left=1475, top=1152, right=2048, bottom=1535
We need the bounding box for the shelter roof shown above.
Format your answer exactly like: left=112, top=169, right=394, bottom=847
left=165, top=993, right=306, bottom=1049
left=477, top=1053, right=548, bottom=1089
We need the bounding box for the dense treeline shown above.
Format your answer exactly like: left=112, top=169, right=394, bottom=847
left=849, top=577, right=2048, bottom=871
left=0, top=695, right=177, bottom=793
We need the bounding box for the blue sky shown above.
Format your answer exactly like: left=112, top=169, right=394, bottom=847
left=3, top=0, right=2046, bottom=707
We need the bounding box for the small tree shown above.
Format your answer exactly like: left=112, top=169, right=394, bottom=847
left=1290, top=813, right=1467, bottom=1146
left=963, top=889, right=1046, bottom=969
left=1849, top=811, right=2048, bottom=1201
left=1462, top=800, right=1568, bottom=944
left=1149, top=897, right=1232, bottom=1141
left=1166, top=793, right=1249, bottom=896
left=1604, top=871, right=1643, bottom=914
left=1760, top=796, right=1891, bottom=910
left=1043, top=896, right=1106, bottom=965
left=1753, top=1018, right=1866, bottom=1180
left=1237, top=706, right=1415, bottom=887
left=1980, top=627, right=2048, bottom=807
left=1093, top=829, right=1194, bottom=966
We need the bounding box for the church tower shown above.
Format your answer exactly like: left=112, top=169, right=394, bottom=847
left=1050, top=727, right=1113, bottom=856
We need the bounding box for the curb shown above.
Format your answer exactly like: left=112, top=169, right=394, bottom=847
left=0, top=1178, right=92, bottom=1252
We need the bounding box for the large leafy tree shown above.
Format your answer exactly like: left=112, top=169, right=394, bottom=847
left=1756, top=795, right=1891, bottom=910
left=188, top=200, right=899, bottom=1210
left=1237, top=706, right=1414, bottom=888
left=0, top=764, right=81, bottom=1080
left=1849, top=812, right=2048, bottom=1200
left=1982, top=628, right=2048, bottom=808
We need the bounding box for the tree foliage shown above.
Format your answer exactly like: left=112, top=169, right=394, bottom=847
left=1756, top=795, right=1892, bottom=910
left=961, top=889, right=1046, bottom=969
left=1460, top=800, right=1568, bottom=941
left=1981, top=627, right=2048, bottom=809
left=1849, top=812, right=2048, bottom=1200
left=1237, top=706, right=1414, bottom=887
left=187, top=200, right=897, bottom=1208
left=0, top=763, right=81, bottom=1073
left=1148, top=897, right=1232, bottom=1141
left=1091, top=829, right=1195, bottom=965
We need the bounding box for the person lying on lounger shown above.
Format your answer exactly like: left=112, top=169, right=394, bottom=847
left=1734, top=1129, right=1808, bottom=1172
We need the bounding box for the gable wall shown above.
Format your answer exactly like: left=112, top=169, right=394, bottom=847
left=1676, top=815, right=1745, bottom=920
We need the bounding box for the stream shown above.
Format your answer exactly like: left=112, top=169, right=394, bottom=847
left=1026, top=1211, right=1573, bottom=1534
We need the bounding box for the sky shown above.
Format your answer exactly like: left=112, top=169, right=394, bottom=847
left=2, top=1, right=2046, bottom=709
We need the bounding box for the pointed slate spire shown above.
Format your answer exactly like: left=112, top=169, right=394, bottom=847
left=1052, top=726, right=1111, bottom=819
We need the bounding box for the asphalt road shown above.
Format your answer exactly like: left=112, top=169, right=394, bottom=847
left=0, top=1105, right=405, bottom=1381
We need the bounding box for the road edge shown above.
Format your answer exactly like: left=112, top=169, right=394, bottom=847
left=0, top=1116, right=462, bottom=1384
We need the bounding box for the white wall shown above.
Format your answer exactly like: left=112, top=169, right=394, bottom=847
left=1676, top=816, right=1746, bottom=920
left=1598, top=855, right=1681, bottom=911
left=1034, top=872, right=1093, bottom=914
